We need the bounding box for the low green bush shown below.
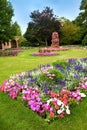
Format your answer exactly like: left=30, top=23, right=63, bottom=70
left=82, top=35, right=87, bottom=46
left=38, top=68, right=64, bottom=86
left=52, top=60, right=68, bottom=67
left=0, top=49, right=22, bottom=57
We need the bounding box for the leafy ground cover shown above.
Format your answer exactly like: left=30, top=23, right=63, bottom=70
left=0, top=46, right=87, bottom=130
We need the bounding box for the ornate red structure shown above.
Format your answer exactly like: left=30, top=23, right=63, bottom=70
left=51, top=32, right=59, bottom=48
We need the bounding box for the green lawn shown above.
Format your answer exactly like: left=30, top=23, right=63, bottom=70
left=0, top=47, right=87, bottom=130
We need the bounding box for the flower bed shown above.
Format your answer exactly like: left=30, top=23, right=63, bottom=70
left=0, top=49, right=22, bottom=57
left=41, top=47, right=69, bottom=51
left=31, top=51, right=58, bottom=56
left=0, top=57, right=87, bottom=122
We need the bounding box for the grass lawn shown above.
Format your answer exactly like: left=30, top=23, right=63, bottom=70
left=0, top=47, right=87, bottom=130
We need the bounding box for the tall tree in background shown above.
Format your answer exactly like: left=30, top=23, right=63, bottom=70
left=60, top=18, right=81, bottom=45
left=0, top=0, right=14, bottom=43
left=24, top=7, right=61, bottom=46
left=11, top=21, right=22, bottom=36
left=74, top=0, right=87, bottom=38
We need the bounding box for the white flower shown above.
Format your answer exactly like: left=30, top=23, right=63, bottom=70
left=85, top=82, right=87, bottom=86
left=61, top=104, right=65, bottom=109
left=66, top=105, right=69, bottom=109
left=57, top=109, right=63, bottom=114
left=80, top=93, right=86, bottom=97
left=57, top=100, right=62, bottom=106
left=66, top=108, right=70, bottom=115
left=47, top=98, right=53, bottom=105
left=54, top=97, right=57, bottom=101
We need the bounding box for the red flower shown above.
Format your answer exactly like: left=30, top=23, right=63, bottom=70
left=63, top=99, right=68, bottom=105
left=50, top=92, right=58, bottom=98
left=55, top=105, right=59, bottom=110
left=59, top=113, right=64, bottom=118
left=0, top=82, right=6, bottom=91
left=50, top=112, right=55, bottom=118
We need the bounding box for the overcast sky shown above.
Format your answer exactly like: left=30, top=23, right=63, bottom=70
left=9, top=0, right=82, bottom=34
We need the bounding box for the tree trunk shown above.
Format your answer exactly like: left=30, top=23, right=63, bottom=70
left=45, top=38, right=48, bottom=47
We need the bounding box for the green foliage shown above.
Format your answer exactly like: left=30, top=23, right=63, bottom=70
left=18, top=36, right=28, bottom=47
left=24, top=7, right=61, bottom=47
left=60, top=18, right=81, bottom=45
left=74, top=0, right=87, bottom=40
left=82, top=35, right=87, bottom=46
left=80, top=0, right=87, bottom=10
left=11, top=21, right=22, bottom=37
left=48, top=69, right=64, bottom=81
left=38, top=72, right=52, bottom=85
left=52, top=60, right=68, bottom=67
left=0, top=0, right=14, bottom=43
left=38, top=68, right=64, bottom=85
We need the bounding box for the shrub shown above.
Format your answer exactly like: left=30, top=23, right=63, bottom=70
left=0, top=49, right=22, bottom=57
left=82, top=35, right=87, bottom=46
left=18, top=36, right=29, bottom=47
left=38, top=68, right=64, bottom=86
left=52, top=60, right=68, bottom=68
left=48, top=69, right=64, bottom=82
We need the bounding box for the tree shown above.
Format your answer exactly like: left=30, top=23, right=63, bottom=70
left=18, top=36, right=28, bottom=47
left=74, top=0, right=87, bottom=38
left=0, top=0, right=14, bottom=43
left=24, top=7, right=61, bottom=46
left=60, top=18, right=81, bottom=45
left=11, top=21, right=22, bottom=36
left=82, top=35, right=87, bottom=46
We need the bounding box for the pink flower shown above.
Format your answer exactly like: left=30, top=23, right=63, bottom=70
left=50, top=112, right=54, bottom=118
left=76, top=96, right=81, bottom=101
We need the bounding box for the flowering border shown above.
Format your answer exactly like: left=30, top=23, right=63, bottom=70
left=0, top=76, right=87, bottom=122
left=0, top=57, right=87, bottom=122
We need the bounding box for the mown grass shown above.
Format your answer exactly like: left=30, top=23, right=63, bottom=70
left=0, top=47, right=87, bottom=130
left=0, top=47, right=87, bottom=85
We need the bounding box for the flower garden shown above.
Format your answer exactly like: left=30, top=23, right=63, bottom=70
left=0, top=56, right=87, bottom=123
left=31, top=47, right=69, bottom=56
left=0, top=48, right=22, bottom=57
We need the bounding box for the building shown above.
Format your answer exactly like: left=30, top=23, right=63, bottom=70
left=0, top=36, right=20, bottom=50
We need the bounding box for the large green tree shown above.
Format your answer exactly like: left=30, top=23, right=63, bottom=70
left=24, top=7, right=61, bottom=47
left=60, top=18, right=81, bottom=45
left=0, top=0, right=14, bottom=43
left=74, top=0, right=87, bottom=38
left=11, top=21, right=22, bottom=36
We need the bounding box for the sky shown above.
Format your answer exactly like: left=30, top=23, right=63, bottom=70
left=9, top=0, right=82, bottom=34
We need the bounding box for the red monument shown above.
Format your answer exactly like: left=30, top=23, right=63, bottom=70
left=51, top=32, right=59, bottom=48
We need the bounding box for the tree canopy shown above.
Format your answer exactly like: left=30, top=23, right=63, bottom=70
left=60, top=18, right=81, bottom=45
left=24, top=7, right=61, bottom=46
left=11, top=21, right=22, bottom=36
left=0, top=0, right=14, bottom=43
left=74, top=0, right=87, bottom=38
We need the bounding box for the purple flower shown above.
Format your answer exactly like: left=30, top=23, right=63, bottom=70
left=74, top=64, right=83, bottom=71
left=58, top=80, right=66, bottom=86
left=81, top=57, right=87, bottom=61
left=74, top=74, right=81, bottom=79
left=68, top=59, right=77, bottom=64
left=54, top=64, right=64, bottom=72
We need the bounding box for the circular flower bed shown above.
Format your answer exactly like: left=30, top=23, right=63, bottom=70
left=41, top=47, right=69, bottom=51
left=31, top=51, right=58, bottom=56
left=0, top=57, right=87, bottom=122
